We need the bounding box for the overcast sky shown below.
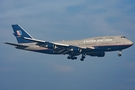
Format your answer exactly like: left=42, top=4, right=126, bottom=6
left=0, top=0, right=135, bottom=90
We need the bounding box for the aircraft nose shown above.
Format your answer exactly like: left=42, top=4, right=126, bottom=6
left=129, top=40, right=134, bottom=46
left=131, top=41, right=134, bottom=45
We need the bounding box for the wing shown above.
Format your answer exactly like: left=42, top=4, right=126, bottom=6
left=23, top=37, right=82, bottom=55
left=23, top=37, right=69, bottom=46
left=23, top=37, right=104, bottom=55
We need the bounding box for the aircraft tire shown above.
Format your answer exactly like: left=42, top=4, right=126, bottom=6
left=67, top=56, right=71, bottom=59
left=118, top=53, right=122, bottom=57
left=80, top=58, right=84, bottom=61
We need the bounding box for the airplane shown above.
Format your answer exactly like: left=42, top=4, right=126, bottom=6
left=5, top=24, right=134, bottom=61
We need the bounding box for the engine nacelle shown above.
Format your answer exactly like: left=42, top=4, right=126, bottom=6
left=38, top=42, right=56, bottom=49
left=69, top=46, right=82, bottom=53
left=45, top=43, right=56, bottom=49
left=88, top=52, right=105, bottom=57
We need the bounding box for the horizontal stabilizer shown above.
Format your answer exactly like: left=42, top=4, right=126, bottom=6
left=4, top=42, right=28, bottom=48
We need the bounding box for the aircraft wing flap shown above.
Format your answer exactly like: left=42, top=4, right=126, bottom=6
left=53, top=42, right=69, bottom=47
left=23, top=37, right=82, bottom=54
left=53, top=47, right=70, bottom=54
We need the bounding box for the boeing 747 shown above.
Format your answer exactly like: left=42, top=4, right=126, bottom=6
left=5, top=24, right=134, bottom=61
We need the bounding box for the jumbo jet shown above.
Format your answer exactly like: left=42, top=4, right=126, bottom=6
left=5, top=24, right=134, bottom=61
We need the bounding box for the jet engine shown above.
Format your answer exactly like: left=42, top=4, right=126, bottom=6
left=37, top=42, right=56, bottom=49
left=45, top=43, right=56, bottom=49
left=69, top=46, right=82, bottom=53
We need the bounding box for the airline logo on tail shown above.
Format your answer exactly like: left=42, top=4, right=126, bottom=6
left=16, top=30, right=22, bottom=36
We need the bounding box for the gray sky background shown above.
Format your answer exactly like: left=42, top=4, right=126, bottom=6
left=0, top=0, right=135, bottom=90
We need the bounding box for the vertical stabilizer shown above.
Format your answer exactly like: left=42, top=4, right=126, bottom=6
left=12, top=24, right=34, bottom=43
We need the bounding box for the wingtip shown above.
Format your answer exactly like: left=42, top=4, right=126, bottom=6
left=3, top=42, right=7, bottom=44
left=3, top=42, right=9, bottom=44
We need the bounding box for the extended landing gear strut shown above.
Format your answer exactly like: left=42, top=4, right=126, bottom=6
left=118, top=50, right=122, bottom=57
left=80, top=54, right=86, bottom=61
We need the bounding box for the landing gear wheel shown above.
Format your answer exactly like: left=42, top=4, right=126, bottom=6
left=71, top=57, right=77, bottom=60
left=80, top=58, right=84, bottom=61
left=118, top=53, right=121, bottom=57
left=118, top=50, right=122, bottom=57
left=67, top=55, right=77, bottom=60
left=67, top=56, right=71, bottom=59
left=74, top=57, right=77, bottom=59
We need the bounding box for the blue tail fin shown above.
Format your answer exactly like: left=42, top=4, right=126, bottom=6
left=12, top=24, right=34, bottom=43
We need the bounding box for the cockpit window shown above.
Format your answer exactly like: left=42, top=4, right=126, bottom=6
left=121, top=36, right=126, bottom=38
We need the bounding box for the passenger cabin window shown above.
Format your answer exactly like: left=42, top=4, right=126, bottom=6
left=121, top=36, right=126, bottom=38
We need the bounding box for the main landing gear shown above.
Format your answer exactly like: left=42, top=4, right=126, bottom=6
left=118, top=50, right=122, bottom=57
left=67, top=54, right=86, bottom=61
left=67, top=55, right=77, bottom=60
left=80, top=54, right=86, bottom=61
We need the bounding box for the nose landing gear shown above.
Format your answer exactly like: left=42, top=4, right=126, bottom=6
left=118, top=50, right=122, bottom=57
